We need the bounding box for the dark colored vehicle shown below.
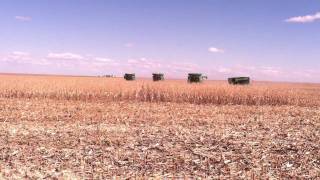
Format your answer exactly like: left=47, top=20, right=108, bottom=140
left=152, top=73, right=164, bottom=81
left=228, top=77, right=250, bottom=85
left=124, top=73, right=135, bottom=81
left=188, top=73, right=204, bottom=83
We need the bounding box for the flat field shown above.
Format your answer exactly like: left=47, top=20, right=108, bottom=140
left=0, top=74, right=319, bottom=178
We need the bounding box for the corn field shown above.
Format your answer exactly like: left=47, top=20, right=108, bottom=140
left=0, top=74, right=319, bottom=106
left=0, top=74, right=319, bottom=179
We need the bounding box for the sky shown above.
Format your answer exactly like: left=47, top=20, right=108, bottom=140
left=0, top=0, right=319, bottom=82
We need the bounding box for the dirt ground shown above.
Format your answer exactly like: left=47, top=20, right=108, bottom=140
left=0, top=98, right=319, bottom=179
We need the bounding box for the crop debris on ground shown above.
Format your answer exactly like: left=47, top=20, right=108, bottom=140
left=0, top=74, right=319, bottom=178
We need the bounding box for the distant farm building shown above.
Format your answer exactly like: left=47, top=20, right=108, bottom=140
left=188, top=73, right=206, bottom=83
left=124, top=73, right=135, bottom=81
left=228, top=77, right=250, bottom=85
left=104, top=74, right=114, bottom=78
left=152, top=73, right=164, bottom=81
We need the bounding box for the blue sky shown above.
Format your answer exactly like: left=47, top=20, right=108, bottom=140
left=0, top=0, right=319, bottom=82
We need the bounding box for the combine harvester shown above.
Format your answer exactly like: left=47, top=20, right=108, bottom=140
left=188, top=73, right=207, bottom=83
left=124, top=73, right=135, bottom=81
left=152, top=73, right=164, bottom=81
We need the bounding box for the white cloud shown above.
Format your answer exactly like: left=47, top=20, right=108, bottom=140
left=8, top=51, right=31, bottom=61
left=0, top=51, right=53, bottom=65
left=47, top=53, right=84, bottom=60
left=15, top=16, right=32, bottom=22
left=208, top=47, right=224, bottom=53
left=260, top=67, right=280, bottom=75
left=127, top=58, right=161, bottom=68
left=124, top=42, right=134, bottom=48
left=125, top=58, right=200, bottom=74
left=285, top=12, right=320, bottom=23
left=2, top=51, right=320, bottom=82
left=168, top=62, right=200, bottom=71
left=94, top=57, right=113, bottom=62
left=127, top=59, right=139, bottom=64
left=217, top=67, right=231, bottom=73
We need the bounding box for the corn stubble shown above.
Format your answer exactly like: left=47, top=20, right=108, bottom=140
left=0, top=74, right=319, bottom=179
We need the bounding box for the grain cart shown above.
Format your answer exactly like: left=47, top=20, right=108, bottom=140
left=228, top=77, right=250, bottom=85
